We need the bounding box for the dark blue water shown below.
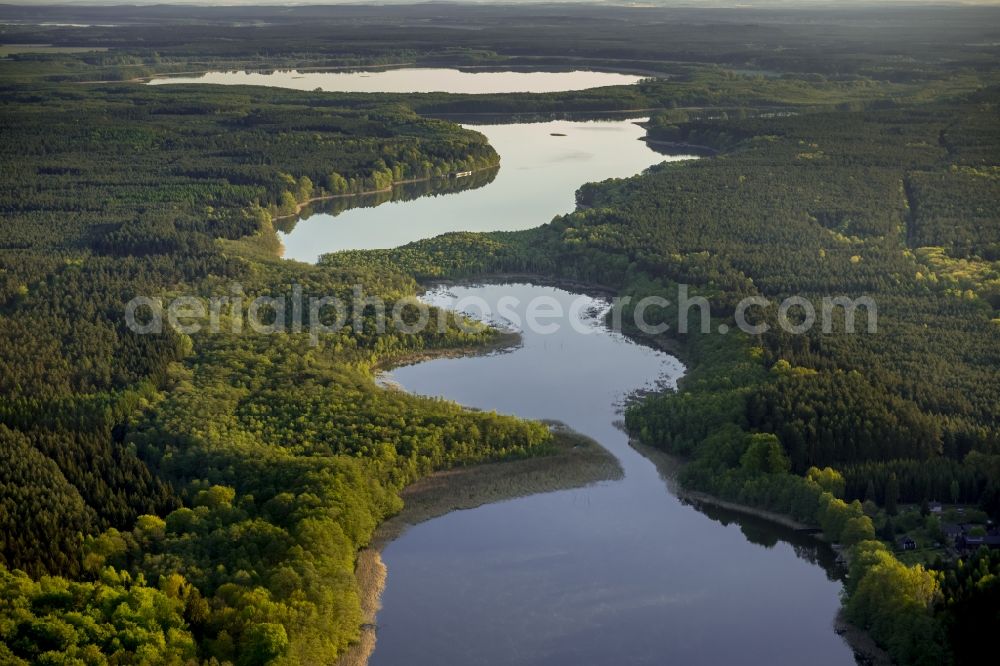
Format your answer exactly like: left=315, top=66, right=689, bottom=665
left=374, top=284, right=854, bottom=666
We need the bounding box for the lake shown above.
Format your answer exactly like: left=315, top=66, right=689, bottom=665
left=279, top=119, right=690, bottom=260
left=145, top=67, right=683, bottom=261
left=154, top=67, right=856, bottom=663
left=376, top=283, right=855, bottom=666
left=147, top=67, right=644, bottom=93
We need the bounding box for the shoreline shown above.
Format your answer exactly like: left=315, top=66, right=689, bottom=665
left=422, top=272, right=619, bottom=296
left=632, top=439, right=892, bottom=666
left=114, top=59, right=679, bottom=96
left=335, top=425, right=622, bottom=666
left=835, top=609, right=894, bottom=666
left=640, top=137, right=721, bottom=155
left=419, top=273, right=693, bottom=373
left=373, top=329, right=522, bottom=377
left=333, top=223, right=888, bottom=664
left=79, top=61, right=419, bottom=85
left=125, top=59, right=662, bottom=85
left=142, top=61, right=419, bottom=82
left=391, top=274, right=888, bottom=666
left=337, top=423, right=891, bottom=666
left=272, top=164, right=500, bottom=223
left=638, top=441, right=813, bottom=531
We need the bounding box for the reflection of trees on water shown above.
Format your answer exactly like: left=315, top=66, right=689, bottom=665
left=689, top=499, right=845, bottom=582
left=275, top=167, right=499, bottom=234
left=738, top=521, right=780, bottom=549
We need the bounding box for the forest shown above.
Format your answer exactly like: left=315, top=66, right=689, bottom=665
left=1, top=4, right=999, bottom=665
left=327, top=91, right=1000, bottom=664
left=0, top=73, right=536, bottom=664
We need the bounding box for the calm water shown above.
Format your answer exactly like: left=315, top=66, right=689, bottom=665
left=280, top=119, right=690, bottom=260
left=163, top=67, right=854, bottom=662
left=147, top=67, right=644, bottom=93
left=377, top=283, right=854, bottom=666
left=148, top=67, right=679, bottom=261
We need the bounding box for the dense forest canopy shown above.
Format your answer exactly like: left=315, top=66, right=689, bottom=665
left=323, top=77, right=1000, bottom=666
left=0, top=4, right=998, bottom=665
left=0, top=62, right=527, bottom=666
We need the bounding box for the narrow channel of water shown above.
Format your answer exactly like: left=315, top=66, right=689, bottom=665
left=279, top=119, right=690, bottom=260
left=157, top=68, right=856, bottom=662
left=145, top=67, right=684, bottom=261
left=375, top=284, right=855, bottom=666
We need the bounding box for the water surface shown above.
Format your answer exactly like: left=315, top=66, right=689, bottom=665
left=147, top=67, right=679, bottom=262
left=375, top=283, right=855, bottom=666
left=147, top=67, right=644, bottom=93
left=280, top=119, right=690, bottom=260
left=154, top=65, right=854, bottom=663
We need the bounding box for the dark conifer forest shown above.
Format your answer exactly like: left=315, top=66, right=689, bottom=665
left=0, top=3, right=998, bottom=665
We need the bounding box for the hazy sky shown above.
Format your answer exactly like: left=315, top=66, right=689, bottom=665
left=3, top=0, right=999, bottom=10
left=5, top=0, right=1000, bottom=5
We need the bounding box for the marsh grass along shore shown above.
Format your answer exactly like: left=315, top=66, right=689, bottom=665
left=337, top=426, right=621, bottom=666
